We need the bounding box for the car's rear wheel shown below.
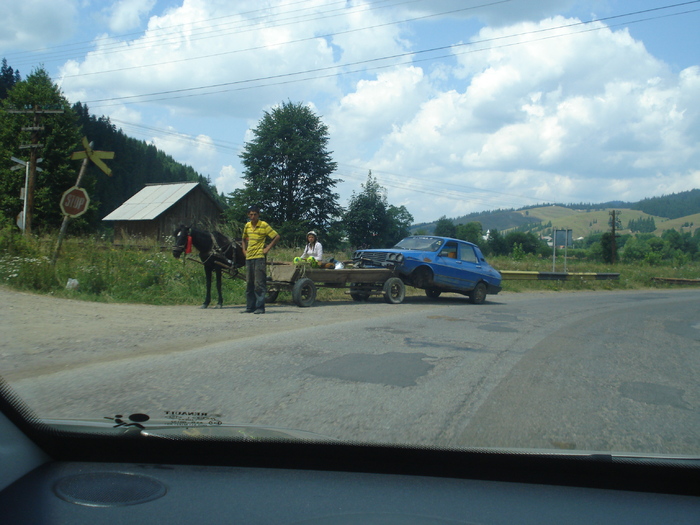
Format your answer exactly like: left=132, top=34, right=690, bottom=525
left=469, top=282, right=487, bottom=305
left=425, top=288, right=441, bottom=299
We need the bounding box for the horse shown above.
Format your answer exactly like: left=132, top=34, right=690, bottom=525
left=172, top=225, right=246, bottom=308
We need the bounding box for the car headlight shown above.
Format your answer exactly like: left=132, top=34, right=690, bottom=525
left=395, top=254, right=404, bottom=263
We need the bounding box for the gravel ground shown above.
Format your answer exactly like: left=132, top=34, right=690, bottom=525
left=0, top=286, right=447, bottom=381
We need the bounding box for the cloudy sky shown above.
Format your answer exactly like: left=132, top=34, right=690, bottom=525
left=2, top=0, right=699, bottom=223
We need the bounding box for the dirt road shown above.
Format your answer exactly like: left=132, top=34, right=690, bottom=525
left=0, top=286, right=447, bottom=380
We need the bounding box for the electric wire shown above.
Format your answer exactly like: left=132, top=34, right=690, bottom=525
left=80, top=2, right=700, bottom=106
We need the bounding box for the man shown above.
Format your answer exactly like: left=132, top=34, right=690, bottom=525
left=241, top=206, right=280, bottom=314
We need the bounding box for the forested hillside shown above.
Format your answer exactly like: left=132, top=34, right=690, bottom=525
left=1, top=60, right=220, bottom=232
left=73, top=103, right=222, bottom=223
left=630, top=189, right=700, bottom=219
left=414, top=190, right=700, bottom=237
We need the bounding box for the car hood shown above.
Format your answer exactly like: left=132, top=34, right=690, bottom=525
left=39, top=417, right=339, bottom=442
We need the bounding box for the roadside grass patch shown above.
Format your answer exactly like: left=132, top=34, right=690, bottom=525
left=0, top=229, right=698, bottom=305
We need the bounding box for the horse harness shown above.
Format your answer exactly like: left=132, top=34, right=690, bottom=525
left=177, top=228, right=243, bottom=277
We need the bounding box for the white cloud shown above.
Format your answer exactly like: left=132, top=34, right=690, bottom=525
left=22, top=1, right=697, bottom=224
left=104, top=0, right=157, bottom=33
left=58, top=0, right=408, bottom=118
left=0, top=0, right=77, bottom=50
left=215, top=165, right=242, bottom=195
left=336, top=16, right=700, bottom=221
left=328, top=66, right=430, bottom=158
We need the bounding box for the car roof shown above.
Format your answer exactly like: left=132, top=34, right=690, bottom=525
left=405, top=235, right=478, bottom=247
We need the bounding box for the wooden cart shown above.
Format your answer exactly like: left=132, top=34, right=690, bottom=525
left=266, top=263, right=406, bottom=307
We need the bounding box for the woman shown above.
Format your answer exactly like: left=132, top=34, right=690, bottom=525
left=300, top=231, right=323, bottom=263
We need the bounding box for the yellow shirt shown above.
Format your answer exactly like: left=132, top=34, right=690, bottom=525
left=243, top=220, right=278, bottom=259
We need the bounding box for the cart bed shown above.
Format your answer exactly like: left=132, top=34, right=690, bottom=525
left=269, top=264, right=394, bottom=285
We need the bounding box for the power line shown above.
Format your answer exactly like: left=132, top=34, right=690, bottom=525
left=108, top=115, right=542, bottom=207
left=59, top=0, right=511, bottom=80
left=7, top=0, right=440, bottom=68
left=80, top=2, right=700, bottom=107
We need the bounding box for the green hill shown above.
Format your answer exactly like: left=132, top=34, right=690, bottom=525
left=412, top=190, right=700, bottom=239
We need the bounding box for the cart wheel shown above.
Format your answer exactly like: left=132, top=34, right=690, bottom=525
left=292, top=278, right=316, bottom=307
left=350, top=283, right=370, bottom=301
left=383, top=277, right=405, bottom=304
left=425, top=288, right=441, bottom=299
left=266, top=289, right=279, bottom=303
left=469, top=282, right=487, bottom=305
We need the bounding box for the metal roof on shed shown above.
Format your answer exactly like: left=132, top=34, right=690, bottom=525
left=102, top=183, right=200, bottom=221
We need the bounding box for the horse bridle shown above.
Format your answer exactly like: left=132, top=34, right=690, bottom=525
left=172, top=227, right=191, bottom=255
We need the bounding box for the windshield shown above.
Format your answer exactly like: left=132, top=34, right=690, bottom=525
left=1, top=0, right=699, bottom=463
left=393, top=237, right=444, bottom=251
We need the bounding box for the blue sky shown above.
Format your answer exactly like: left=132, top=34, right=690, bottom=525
left=2, top=0, right=699, bottom=223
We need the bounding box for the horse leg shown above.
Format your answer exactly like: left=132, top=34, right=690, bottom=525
left=215, top=268, right=223, bottom=308
left=202, top=266, right=212, bottom=308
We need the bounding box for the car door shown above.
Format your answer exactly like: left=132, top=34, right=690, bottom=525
left=432, top=241, right=463, bottom=289
left=456, top=242, right=481, bottom=291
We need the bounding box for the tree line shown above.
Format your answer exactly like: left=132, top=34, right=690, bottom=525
left=0, top=62, right=220, bottom=234
left=0, top=62, right=412, bottom=249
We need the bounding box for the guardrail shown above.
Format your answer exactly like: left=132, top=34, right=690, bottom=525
left=500, top=271, right=620, bottom=281
left=651, top=277, right=700, bottom=285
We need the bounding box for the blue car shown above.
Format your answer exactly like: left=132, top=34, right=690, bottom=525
left=353, top=236, right=502, bottom=304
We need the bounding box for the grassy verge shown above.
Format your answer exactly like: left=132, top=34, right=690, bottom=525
left=489, top=255, right=700, bottom=293
left=0, top=230, right=698, bottom=305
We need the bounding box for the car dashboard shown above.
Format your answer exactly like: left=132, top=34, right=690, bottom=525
left=1, top=405, right=698, bottom=524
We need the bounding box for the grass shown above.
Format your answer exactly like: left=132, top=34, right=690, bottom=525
left=0, top=229, right=698, bottom=305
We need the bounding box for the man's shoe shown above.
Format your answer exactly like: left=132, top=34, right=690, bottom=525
left=241, top=309, right=254, bottom=314
left=253, top=309, right=265, bottom=314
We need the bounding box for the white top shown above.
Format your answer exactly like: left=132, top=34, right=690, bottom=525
left=301, top=241, right=323, bottom=261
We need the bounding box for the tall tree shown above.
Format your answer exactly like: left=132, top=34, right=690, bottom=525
left=236, top=101, right=342, bottom=244
left=0, top=58, right=21, bottom=100
left=456, top=222, right=483, bottom=245
left=0, top=67, right=82, bottom=232
left=344, top=173, right=413, bottom=248
left=433, top=216, right=456, bottom=238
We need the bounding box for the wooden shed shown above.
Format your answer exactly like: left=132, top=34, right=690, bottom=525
left=102, top=182, right=224, bottom=240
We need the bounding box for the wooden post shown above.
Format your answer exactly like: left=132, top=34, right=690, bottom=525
left=52, top=154, right=90, bottom=265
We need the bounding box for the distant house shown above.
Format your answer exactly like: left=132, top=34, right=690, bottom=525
left=103, top=182, right=223, bottom=240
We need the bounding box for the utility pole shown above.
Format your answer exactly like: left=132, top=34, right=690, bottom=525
left=609, top=210, right=621, bottom=264
left=6, top=106, right=64, bottom=235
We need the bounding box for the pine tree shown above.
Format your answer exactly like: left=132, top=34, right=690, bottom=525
left=344, top=173, right=413, bottom=248
left=0, top=58, right=21, bottom=100
left=0, top=67, right=82, bottom=231
left=236, top=101, right=342, bottom=245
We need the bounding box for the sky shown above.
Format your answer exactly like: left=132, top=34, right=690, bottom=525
left=2, top=0, right=699, bottom=224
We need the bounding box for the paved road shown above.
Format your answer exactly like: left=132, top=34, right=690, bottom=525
left=7, top=289, right=700, bottom=455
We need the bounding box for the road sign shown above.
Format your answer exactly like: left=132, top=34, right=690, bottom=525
left=10, top=156, right=42, bottom=172
left=70, top=137, right=114, bottom=176
left=60, top=186, right=90, bottom=218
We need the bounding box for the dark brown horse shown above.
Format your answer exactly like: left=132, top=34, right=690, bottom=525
left=172, top=226, right=245, bottom=308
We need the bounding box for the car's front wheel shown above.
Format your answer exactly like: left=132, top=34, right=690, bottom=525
left=469, top=282, right=487, bottom=305
left=411, top=267, right=433, bottom=288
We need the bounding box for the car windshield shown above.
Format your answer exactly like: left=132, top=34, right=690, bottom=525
left=1, top=0, right=699, bottom=466
left=393, top=237, right=444, bottom=251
